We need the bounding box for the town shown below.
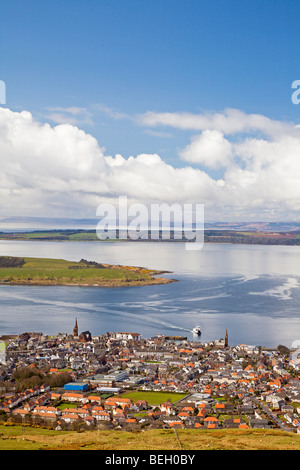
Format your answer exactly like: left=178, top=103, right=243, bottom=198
left=0, top=319, right=300, bottom=434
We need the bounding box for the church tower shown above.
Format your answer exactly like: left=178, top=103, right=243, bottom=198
left=72, top=318, right=78, bottom=337
left=224, top=329, right=228, bottom=348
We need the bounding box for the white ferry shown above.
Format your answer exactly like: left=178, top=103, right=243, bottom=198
left=192, top=326, right=201, bottom=335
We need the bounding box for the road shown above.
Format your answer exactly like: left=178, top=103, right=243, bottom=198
left=250, top=397, right=294, bottom=433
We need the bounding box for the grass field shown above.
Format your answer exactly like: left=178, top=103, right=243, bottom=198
left=0, top=230, right=100, bottom=241
left=0, top=256, right=174, bottom=287
left=121, top=391, right=188, bottom=406
left=0, top=424, right=299, bottom=450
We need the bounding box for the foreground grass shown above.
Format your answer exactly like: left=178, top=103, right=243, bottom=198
left=0, top=425, right=299, bottom=450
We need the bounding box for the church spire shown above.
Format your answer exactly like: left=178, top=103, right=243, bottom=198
left=72, top=318, right=78, bottom=337
left=224, top=329, right=228, bottom=347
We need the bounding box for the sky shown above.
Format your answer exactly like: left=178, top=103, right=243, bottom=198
left=1, top=0, right=300, bottom=222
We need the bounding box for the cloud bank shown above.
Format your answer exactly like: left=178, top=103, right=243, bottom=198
left=1, top=106, right=300, bottom=220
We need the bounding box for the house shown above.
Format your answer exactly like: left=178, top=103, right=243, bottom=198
left=93, top=410, right=111, bottom=421
left=33, top=411, right=58, bottom=422
left=61, top=392, right=89, bottom=403
left=292, top=416, right=300, bottom=427
left=76, top=407, right=91, bottom=419
left=5, top=396, right=23, bottom=409
left=204, top=416, right=219, bottom=427
left=50, top=392, right=61, bottom=401
left=91, top=405, right=104, bottom=414
left=223, top=417, right=248, bottom=428
left=104, top=400, right=118, bottom=410
left=62, top=407, right=81, bottom=416
left=87, top=395, right=102, bottom=404
left=32, top=394, right=51, bottom=407
left=23, top=401, right=36, bottom=411
left=266, top=395, right=285, bottom=410
left=169, top=421, right=184, bottom=429
left=197, top=408, right=206, bottom=419
left=126, top=418, right=138, bottom=425
left=107, top=397, right=133, bottom=407
left=214, top=402, right=226, bottom=412
left=195, top=422, right=203, bottom=429
left=237, top=404, right=254, bottom=414
left=181, top=406, right=194, bottom=414
left=61, top=413, right=79, bottom=424
left=177, top=412, right=190, bottom=420
left=160, top=402, right=175, bottom=415
left=113, top=407, right=127, bottom=419
left=281, top=404, right=294, bottom=414
left=249, top=418, right=271, bottom=429
left=82, top=415, right=95, bottom=426
left=12, top=408, right=30, bottom=419
left=134, top=400, right=148, bottom=411
left=115, top=332, right=141, bottom=341
left=32, top=405, right=61, bottom=416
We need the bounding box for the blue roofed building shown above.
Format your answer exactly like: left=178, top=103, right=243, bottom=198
left=64, top=382, right=89, bottom=392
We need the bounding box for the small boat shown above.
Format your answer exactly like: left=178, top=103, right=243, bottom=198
left=192, top=326, right=201, bottom=335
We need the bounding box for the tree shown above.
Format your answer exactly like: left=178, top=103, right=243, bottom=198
left=277, top=344, right=290, bottom=356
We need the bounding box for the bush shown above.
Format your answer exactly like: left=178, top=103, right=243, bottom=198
left=0, top=256, right=25, bottom=268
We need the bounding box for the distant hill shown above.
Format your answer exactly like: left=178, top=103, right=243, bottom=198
left=0, top=216, right=299, bottom=233
left=204, top=221, right=300, bottom=232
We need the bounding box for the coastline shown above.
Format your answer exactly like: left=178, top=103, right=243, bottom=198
left=1, top=228, right=300, bottom=246
left=0, top=276, right=177, bottom=288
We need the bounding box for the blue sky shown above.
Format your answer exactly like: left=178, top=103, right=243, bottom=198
left=1, top=0, right=300, bottom=221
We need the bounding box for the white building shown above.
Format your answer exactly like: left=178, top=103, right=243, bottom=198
left=0, top=341, right=6, bottom=365
left=115, top=332, right=141, bottom=341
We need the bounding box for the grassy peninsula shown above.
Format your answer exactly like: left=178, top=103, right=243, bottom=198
left=0, top=256, right=175, bottom=287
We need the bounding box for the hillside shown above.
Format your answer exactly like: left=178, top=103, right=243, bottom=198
left=0, top=425, right=299, bottom=450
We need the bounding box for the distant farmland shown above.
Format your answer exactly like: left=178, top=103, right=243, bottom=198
left=0, top=229, right=300, bottom=245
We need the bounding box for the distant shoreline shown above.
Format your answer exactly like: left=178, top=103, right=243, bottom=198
left=0, top=229, right=300, bottom=246
left=0, top=275, right=177, bottom=288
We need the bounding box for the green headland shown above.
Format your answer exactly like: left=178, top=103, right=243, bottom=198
left=0, top=256, right=175, bottom=287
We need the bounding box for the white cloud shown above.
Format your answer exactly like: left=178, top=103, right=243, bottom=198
left=179, top=130, right=232, bottom=168
left=138, top=107, right=299, bottom=138
left=45, top=106, right=95, bottom=126
left=1, top=106, right=300, bottom=221
left=104, top=152, right=220, bottom=204
left=0, top=108, right=107, bottom=216
left=137, top=107, right=300, bottom=217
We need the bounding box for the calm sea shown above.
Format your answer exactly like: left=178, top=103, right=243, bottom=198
left=0, top=240, right=300, bottom=348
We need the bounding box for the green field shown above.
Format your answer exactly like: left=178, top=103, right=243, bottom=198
left=0, top=256, right=174, bottom=287
left=121, top=391, right=188, bottom=406
left=0, top=230, right=100, bottom=241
